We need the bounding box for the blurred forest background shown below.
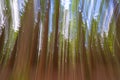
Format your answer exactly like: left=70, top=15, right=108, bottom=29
left=0, top=0, right=120, bottom=80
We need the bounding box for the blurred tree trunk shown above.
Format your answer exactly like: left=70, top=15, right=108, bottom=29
left=36, top=0, right=50, bottom=80
left=114, top=0, right=120, bottom=63
left=53, top=0, right=60, bottom=80
left=12, top=0, right=35, bottom=80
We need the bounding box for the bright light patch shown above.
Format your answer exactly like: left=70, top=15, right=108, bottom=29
left=61, top=0, right=71, bottom=10
left=10, top=0, right=20, bottom=31
left=0, top=0, right=5, bottom=36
